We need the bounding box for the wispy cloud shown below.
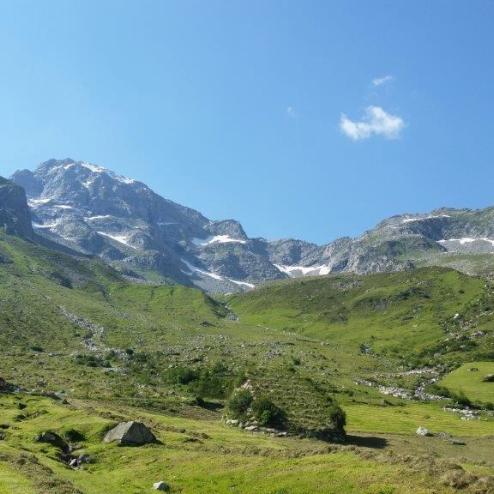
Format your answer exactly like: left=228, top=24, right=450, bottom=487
left=286, top=106, right=297, bottom=118
left=372, top=75, right=393, bottom=87
left=340, top=106, right=404, bottom=140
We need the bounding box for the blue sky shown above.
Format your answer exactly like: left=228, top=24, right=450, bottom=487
left=1, top=1, right=494, bottom=244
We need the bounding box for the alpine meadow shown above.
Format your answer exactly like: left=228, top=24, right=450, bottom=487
left=1, top=2, right=494, bottom=493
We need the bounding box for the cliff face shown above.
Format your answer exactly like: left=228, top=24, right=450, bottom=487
left=0, top=177, right=33, bottom=239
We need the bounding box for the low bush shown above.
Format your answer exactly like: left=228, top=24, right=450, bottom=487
left=227, top=389, right=253, bottom=419
left=328, top=404, right=346, bottom=429
left=252, top=397, right=287, bottom=428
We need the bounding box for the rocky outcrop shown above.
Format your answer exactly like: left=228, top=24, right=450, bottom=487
left=11, top=158, right=494, bottom=292
left=0, top=177, right=33, bottom=239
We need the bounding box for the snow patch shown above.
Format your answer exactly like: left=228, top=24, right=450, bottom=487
left=97, top=231, right=137, bottom=249
left=85, top=215, right=112, bottom=221
left=228, top=279, right=255, bottom=289
left=79, top=162, right=136, bottom=185
left=193, top=235, right=247, bottom=246
left=437, top=237, right=494, bottom=246
left=33, top=221, right=59, bottom=229
left=274, top=264, right=330, bottom=277
left=402, top=214, right=451, bottom=224
left=181, top=260, right=224, bottom=280
left=81, top=162, right=107, bottom=174
left=28, top=198, right=53, bottom=207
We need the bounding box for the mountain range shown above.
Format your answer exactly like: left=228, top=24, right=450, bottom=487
left=5, top=158, right=494, bottom=291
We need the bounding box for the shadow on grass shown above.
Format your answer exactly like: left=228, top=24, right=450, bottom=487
left=345, top=435, right=387, bottom=449
left=197, top=400, right=224, bottom=411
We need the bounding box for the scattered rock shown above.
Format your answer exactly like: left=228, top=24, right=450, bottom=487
left=103, top=421, right=156, bottom=446
left=443, top=407, right=480, bottom=420
left=69, top=454, right=92, bottom=469
left=416, top=426, right=432, bottom=437
left=153, top=481, right=170, bottom=491
left=450, top=439, right=466, bottom=445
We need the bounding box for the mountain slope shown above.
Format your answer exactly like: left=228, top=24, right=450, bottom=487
left=229, top=268, right=494, bottom=366
left=10, top=158, right=494, bottom=292
left=0, top=224, right=492, bottom=491
left=12, top=159, right=287, bottom=291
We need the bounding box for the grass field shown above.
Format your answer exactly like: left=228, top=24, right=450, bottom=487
left=440, top=362, right=494, bottom=404
left=1, top=394, right=490, bottom=494
left=0, top=231, right=493, bottom=492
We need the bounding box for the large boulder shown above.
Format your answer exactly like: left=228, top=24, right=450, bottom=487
left=103, top=421, right=156, bottom=446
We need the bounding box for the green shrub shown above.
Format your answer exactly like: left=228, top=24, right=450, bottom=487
left=167, top=366, right=199, bottom=385
left=328, top=405, right=346, bottom=429
left=455, top=390, right=472, bottom=407
left=252, top=397, right=287, bottom=428
left=74, top=354, right=111, bottom=368
left=227, top=389, right=253, bottom=419
left=64, top=428, right=86, bottom=442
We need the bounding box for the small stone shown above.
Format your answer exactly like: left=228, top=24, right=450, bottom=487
left=153, top=481, right=170, bottom=491
left=416, top=426, right=432, bottom=436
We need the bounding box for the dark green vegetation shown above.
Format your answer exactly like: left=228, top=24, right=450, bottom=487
left=229, top=268, right=494, bottom=368
left=0, top=230, right=493, bottom=492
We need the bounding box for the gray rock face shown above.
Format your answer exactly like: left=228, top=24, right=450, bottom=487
left=103, top=421, right=156, bottom=445
left=0, top=177, right=34, bottom=239
left=10, top=158, right=494, bottom=291
left=11, top=159, right=287, bottom=291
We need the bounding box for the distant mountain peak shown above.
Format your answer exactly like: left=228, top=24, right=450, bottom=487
left=9, top=158, right=494, bottom=292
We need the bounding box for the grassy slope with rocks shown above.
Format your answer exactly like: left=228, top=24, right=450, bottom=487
left=0, top=231, right=493, bottom=492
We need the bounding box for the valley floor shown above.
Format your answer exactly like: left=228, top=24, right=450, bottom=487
left=0, top=393, right=492, bottom=494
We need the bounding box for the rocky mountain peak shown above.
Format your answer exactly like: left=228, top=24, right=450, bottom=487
left=9, top=158, right=494, bottom=291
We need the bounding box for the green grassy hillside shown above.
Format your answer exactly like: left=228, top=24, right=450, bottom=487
left=439, top=362, right=494, bottom=404
left=0, top=231, right=493, bottom=492
left=229, top=269, right=494, bottom=366
left=1, top=393, right=493, bottom=494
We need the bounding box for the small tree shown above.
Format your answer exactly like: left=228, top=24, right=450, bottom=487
left=328, top=404, right=346, bottom=430
left=227, top=389, right=253, bottom=419
left=252, top=397, right=287, bottom=428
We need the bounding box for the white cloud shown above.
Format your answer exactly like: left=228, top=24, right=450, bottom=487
left=372, top=75, right=393, bottom=87
left=286, top=106, right=297, bottom=118
left=340, top=106, right=404, bottom=140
